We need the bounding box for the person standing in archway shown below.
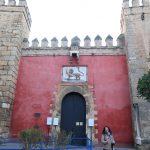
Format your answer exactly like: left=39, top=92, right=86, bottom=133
left=101, top=126, right=115, bottom=150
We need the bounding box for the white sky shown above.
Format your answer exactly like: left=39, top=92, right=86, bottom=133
left=25, top=0, right=123, bottom=45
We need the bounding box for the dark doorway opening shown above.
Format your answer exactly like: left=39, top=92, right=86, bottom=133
left=60, top=92, right=86, bottom=146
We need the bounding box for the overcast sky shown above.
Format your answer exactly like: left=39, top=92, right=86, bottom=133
left=25, top=0, right=123, bottom=45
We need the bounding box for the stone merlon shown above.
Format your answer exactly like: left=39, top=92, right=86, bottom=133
left=19, top=0, right=27, bottom=7
left=94, top=35, right=102, bottom=48
left=71, top=36, right=81, bottom=47
left=123, top=0, right=129, bottom=8
left=84, top=35, right=91, bottom=41
left=95, top=35, right=102, bottom=41
left=143, top=0, right=150, bottom=6
left=105, top=35, right=113, bottom=47
left=32, top=38, right=39, bottom=47
left=41, top=38, right=49, bottom=48
left=117, top=34, right=125, bottom=47
left=61, top=37, right=68, bottom=48
left=105, top=35, right=113, bottom=40
left=51, top=37, right=58, bottom=48
left=8, top=0, right=16, bottom=6
left=61, top=36, right=68, bottom=41
left=132, top=0, right=140, bottom=7
left=51, top=37, right=58, bottom=42
left=84, top=36, right=91, bottom=48
left=22, top=38, right=29, bottom=49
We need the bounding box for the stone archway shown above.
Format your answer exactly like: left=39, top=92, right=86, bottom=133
left=51, top=83, right=96, bottom=142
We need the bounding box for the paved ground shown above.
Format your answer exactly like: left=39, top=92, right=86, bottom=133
left=0, top=140, right=135, bottom=150
left=0, top=143, right=136, bottom=150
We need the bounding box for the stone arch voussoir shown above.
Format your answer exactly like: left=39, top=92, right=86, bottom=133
left=53, top=84, right=94, bottom=118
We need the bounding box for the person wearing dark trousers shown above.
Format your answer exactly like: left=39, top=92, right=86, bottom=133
left=101, top=126, right=115, bottom=150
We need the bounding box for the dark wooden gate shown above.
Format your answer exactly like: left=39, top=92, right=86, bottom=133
left=60, top=92, right=86, bottom=146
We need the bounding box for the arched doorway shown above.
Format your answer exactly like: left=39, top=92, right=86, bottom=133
left=60, top=92, right=86, bottom=145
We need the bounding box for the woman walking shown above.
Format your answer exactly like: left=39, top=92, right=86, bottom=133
left=101, top=126, right=115, bottom=150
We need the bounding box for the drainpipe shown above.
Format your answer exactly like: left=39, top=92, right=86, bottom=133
left=134, top=104, right=142, bottom=145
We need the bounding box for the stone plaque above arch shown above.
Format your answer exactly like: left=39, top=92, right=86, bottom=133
left=62, top=66, right=87, bottom=82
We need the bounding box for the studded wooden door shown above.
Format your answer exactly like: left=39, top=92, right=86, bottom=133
left=60, top=92, right=86, bottom=145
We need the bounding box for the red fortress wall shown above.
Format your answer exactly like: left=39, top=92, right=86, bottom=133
left=11, top=55, right=133, bottom=144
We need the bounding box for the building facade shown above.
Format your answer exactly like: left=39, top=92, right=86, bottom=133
left=0, top=0, right=150, bottom=149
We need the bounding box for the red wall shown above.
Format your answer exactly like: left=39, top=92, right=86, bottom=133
left=11, top=55, right=133, bottom=144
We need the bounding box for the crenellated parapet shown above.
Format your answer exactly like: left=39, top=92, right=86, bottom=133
left=22, top=34, right=125, bottom=49
left=21, top=34, right=126, bottom=57
left=0, top=0, right=29, bottom=7
left=123, top=0, right=149, bottom=8
left=0, top=0, right=32, bottom=29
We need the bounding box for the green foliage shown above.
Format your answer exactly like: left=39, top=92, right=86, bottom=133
left=19, top=128, right=72, bottom=149
left=137, top=71, right=150, bottom=101
left=56, top=130, right=72, bottom=147
left=19, top=128, right=44, bottom=150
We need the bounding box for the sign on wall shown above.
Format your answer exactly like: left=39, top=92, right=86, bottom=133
left=62, top=66, right=87, bottom=82
left=47, top=117, right=52, bottom=125
left=88, top=119, right=94, bottom=127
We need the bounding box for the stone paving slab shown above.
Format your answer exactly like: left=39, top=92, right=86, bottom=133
left=0, top=143, right=136, bottom=150
left=0, top=141, right=135, bottom=150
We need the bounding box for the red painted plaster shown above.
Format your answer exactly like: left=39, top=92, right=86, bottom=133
left=11, top=55, right=133, bottom=144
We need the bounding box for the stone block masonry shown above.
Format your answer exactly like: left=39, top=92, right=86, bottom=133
left=121, top=0, right=150, bottom=149
left=0, top=0, right=31, bottom=135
